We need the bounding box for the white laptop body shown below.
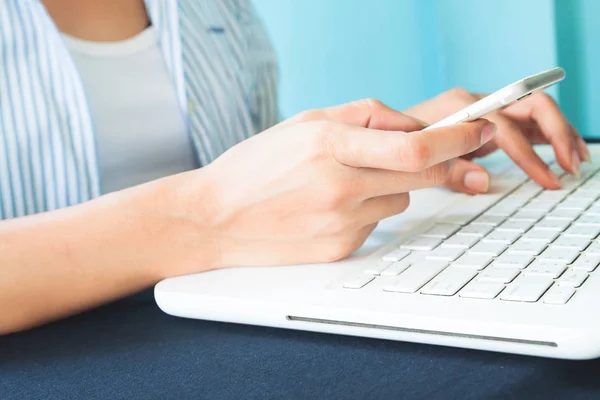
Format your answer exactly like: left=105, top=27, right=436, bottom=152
left=155, top=145, right=600, bottom=360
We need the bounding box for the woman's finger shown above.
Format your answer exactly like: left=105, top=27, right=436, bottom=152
left=486, top=113, right=562, bottom=189
left=442, top=159, right=491, bottom=195
left=349, top=159, right=467, bottom=198
left=358, top=193, right=411, bottom=225
left=501, top=92, right=582, bottom=175
left=325, top=119, right=495, bottom=172
left=570, top=123, right=592, bottom=163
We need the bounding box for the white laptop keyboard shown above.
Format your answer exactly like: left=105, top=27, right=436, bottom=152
left=342, top=161, right=600, bottom=305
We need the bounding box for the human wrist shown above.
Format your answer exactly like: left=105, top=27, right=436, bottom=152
left=137, top=168, right=223, bottom=278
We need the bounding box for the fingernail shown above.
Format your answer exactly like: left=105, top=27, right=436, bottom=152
left=464, top=171, right=490, bottom=193
left=577, top=137, right=592, bottom=163
left=572, top=149, right=581, bottom=180
left=480, top=122, right=497, bottom=145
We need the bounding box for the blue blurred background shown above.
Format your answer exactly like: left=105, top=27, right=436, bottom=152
left=253, top=0, right=600, bottom=138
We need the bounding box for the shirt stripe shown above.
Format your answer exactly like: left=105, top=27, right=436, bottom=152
left=0, top=0, right=279, bottom=219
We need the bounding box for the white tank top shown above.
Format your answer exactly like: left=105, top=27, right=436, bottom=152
left=62, top=26, right=198, bottom=194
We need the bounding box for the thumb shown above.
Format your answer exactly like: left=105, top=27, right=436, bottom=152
left=444, top=159, right=491, bottom=195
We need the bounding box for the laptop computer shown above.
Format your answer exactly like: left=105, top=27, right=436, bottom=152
left=154, top=145, right=600, bottom=360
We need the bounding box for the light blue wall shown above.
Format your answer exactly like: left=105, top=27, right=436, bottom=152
left=253, top=0, right=600, bottom=138
left=555, top=0, right=600, bottom=138
left=252, top=0, right=435, bottom=117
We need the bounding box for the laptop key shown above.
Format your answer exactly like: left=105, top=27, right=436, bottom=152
left=425, top=247, right=464, bottom=261
left=382, top=249, right=410, bottom=262
left=343, top=275, right=374, bottom=289
left=482, top=229, right=520, bottom=244
left=534, top=218, right=571, bottom=232
left=456, top=224, right=494, bottom=237
left=521, top=229, right=559, bottom=243
left=523, top=201, right=555, bottom=213
left=379, top=260, right=412, bottom=277
left=400, top=237, right=442, bottom=251
left=583, top=242, right=600, bottom=257
left=534, top=190, right=570, bottom=202
left=523, top=260, right=567, bottom=278
left=574, top=214, right=600, bottom=226
left=557, top=198, right=594, bottom=211
left=506, top=239, right=546, bottom=255
left=441, top=235, right=480, bottom=249
left=496, top=220, right=535, bottom=233
left=546, top=209, right=580, bottom=221
left=452, top=254, right=493, bottom=270
left=557, top=269, right=588, bottom=287
left=543, top=286, right=575, bottom=305
left=420, top=223, right=461, bottom=239
left=511, top=209, right=545, bottom=222
left=539, top=247, right=579, bottom=264
left=364, top=261, right=393, bottom=275
left=420, top=268, right=477, bottom=296
left=500, top=276, right=553, bottom=302
left=563, top=225, right=600, bottom=240
left=569, top=189, right=598, bottom=200
left=459, top=281, right=505, bottom=299
left=550, top=236, right=590, bottom=251
left=585, top=204, right=600, bottom=215
left=493, top=253, right=534, bottom=269
left=468, top=242, right=507, bottom=256
left=477, top=268, right=520, bottom=284
left=383, top=261, right=447, bottom=293
left=571, top=255, right=600, bottom=271
left=472, top=215, right=506, bottom=226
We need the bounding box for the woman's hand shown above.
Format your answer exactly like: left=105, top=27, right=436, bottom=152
left=404, top=89, right=590, bottom=194
left=0, top=99, right=494, bottom=334
left=173, top=99, right=495, bottom=271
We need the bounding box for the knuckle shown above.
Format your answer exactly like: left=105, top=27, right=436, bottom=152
left=400, top=136, right=431, bottom=171
left=425, top=162, right=451, bottom=185
left=363, top=97, right=385, bottom=111
left=460, top=123, right=480, bottom=147
left=309, top=121, right=337, bottom=154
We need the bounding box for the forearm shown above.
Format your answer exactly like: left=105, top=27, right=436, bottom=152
left=0, top=172, right=217, bottom=334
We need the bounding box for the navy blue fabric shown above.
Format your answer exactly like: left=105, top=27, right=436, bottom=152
left=2, top=290, right=600, bottom=400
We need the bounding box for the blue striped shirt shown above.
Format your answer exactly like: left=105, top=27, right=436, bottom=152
left=0, top=0, right=279, bottom=219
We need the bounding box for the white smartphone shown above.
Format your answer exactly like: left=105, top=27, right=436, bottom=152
left=424, top=67, right=566, bottom=130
